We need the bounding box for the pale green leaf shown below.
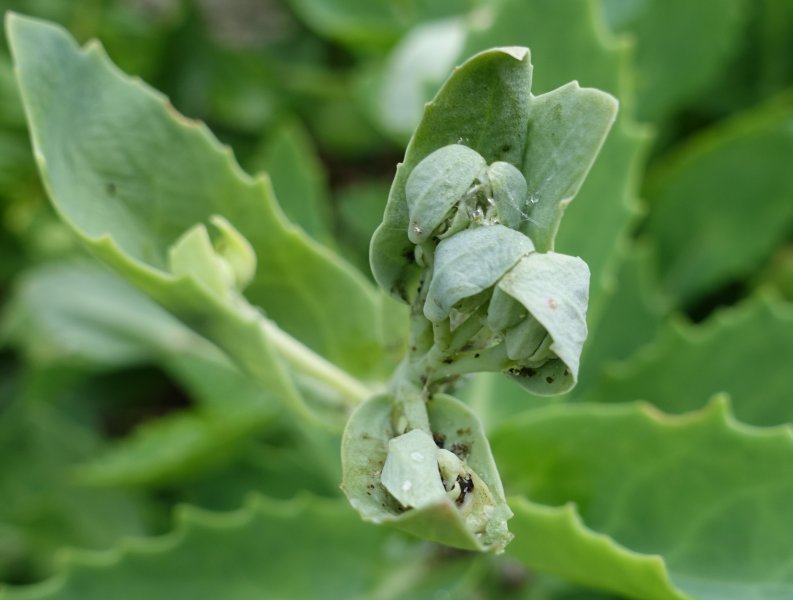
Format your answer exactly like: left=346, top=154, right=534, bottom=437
left=0, top=495, right=482, bottom=600
left=374, top=17, right=466, bottom=140
left=380, top=429, right=447, bottom=508
left=486, top=160, right=530, bottom=229
left=425, top=225, right=534, bottom=322
left=496, top=252, right=589, bottom=392
left=519, top=82, right=618, bottom=252
left=370, top=43, right=616, bottom=302
left=6, top=13, right=387, bottom=381
left=341, top=394, right=512, bottom=552
left=493, top=399, right=793, bottom=599
left=583, top=294, right=793, bottom=427
left=463, top=0, right=648, bottom=324
left=370, top=46, right=533, bottom=302
left=405, top=144, right=487, bottom=244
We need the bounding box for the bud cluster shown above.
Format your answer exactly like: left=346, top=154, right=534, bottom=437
left=405, top=144, right=589, bottom=395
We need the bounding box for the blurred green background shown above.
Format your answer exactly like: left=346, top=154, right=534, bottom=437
left=0, top=0, right=792, bottom=598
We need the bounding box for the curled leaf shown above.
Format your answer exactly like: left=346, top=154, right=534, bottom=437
left=424, top=225, right=534, bottom=322
left=405, top=144, right=486, bottom=244
left=494, top=252, right=589, bottom=394
left=486, top=161, right=532, bottom=229
left=341, top=394, right=512, bottom=552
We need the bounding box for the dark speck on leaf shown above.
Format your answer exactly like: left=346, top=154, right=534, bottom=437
left=433, top=432, right=446, bottom=448
left=545, top=376, right=554, bottom=384
left=474, top=353, right=480, bottom=358
left=501, top=144, right=511, bottom=153
left=451, top=441, right=471, bottom=460
left=106, top=182, right=116, bottom=195
left=563, top=368, right=570, bottom=377
left=442, top=357, right=453, bottom=364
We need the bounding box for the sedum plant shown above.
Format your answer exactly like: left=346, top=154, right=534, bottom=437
left=4, top=15, right=616, bottom=556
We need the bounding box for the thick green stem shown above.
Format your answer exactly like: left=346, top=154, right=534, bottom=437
left=391, top=360, right=432, bottom=433
left=258, top=317, right=373, bottom=407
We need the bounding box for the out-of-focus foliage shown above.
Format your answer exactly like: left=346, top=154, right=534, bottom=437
left=0, top=0, right=792, bottom=598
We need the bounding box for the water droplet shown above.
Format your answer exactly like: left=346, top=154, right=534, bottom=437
left=412, top=223, right=423, bottom=235
left=410, top=451, right=424, bottom=463
left=402, top=480, right=413, bottom=492
left=486, top=196, right=495, bottom=206
left=529, top=193, right=539, bottom=205
left=468, top=207, right=484, bottom=221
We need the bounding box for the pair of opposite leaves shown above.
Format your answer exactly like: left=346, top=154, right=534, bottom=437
left=344, top=48, right=617, bottom=553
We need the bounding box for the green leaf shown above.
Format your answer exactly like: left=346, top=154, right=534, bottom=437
left=74, top=409, right=272, bottom=488
left=3, top=260, right=194, bottom=370
left=462, top=0, right=648, bottom=324
left=493, top=399, right=793, bottom=600
left=370, top=46, right=533, bottom=302
left=601, top=0, right=748, bottom=121
left=425, top=225, right=534, bottom=322
left=508, top=499, right=685, bottom=600
left=644, top=97, right=793, bottom=307
left=2, top=259, right=282, bottom=486
left=573, top=242, right=669, bottom=393
left=0, top=383, right=148, bottom=583
left=372, top=17, right=466, bottom=141
left=405, top=144, right=486, bottom=244
left=335, top=179, right=392, bottom=274
left=248, top=118, right=334, bottom=244
left=582, top=294, right=793, bottom=427
left=286, top=0, right=476, bottom=51
left=0, top=495, right=485, bottom=600
left=518, top=82, right=618, bottom=252
left=341, top=393, right=512, bottom=552
left=370, top=44, right=616, bottom=302
left=496, top=252, right=590, bottom=394
left=6, top=13, right=387, bottom=381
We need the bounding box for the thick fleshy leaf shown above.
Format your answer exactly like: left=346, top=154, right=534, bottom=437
left=424, top=225, right=534, bottom=322
left=0, top=495, right=483, bottom=599
left=405, top=144, right=486, bottom=244
left=6, top=13, right=387, bottom=381
left=519, top=82, right=618, bottom=252
left=370, top=46, right=533, bottom=302
left=496, top=252, right=589, bottom=390
left=341, top=393, right=512, bottom=552
left=370, top=42, right=616, bottom=301
left=486, top=160, right=531, bottom=229
left=583, top=294, right=793, bottom=427
left=462, top=0, right=646, bottom=326
left=493, top=399, right=793, bottom=600
left=644, top=100, right=793, bottom=307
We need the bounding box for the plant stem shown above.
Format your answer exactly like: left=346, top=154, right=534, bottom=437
left=258, top=317, right=373, bottom=406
